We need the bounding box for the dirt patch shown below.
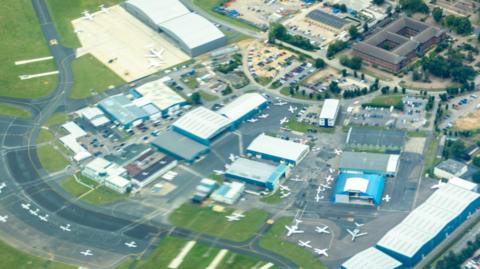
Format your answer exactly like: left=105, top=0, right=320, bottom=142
left=405, top=137, right=426, bottom=154
left=456, top=109, right=480, bottom=130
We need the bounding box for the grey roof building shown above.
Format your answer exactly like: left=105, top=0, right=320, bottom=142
left=151, top=130, right=209, bottom=162
left=306, top=9, right=348, bottom=31
left=346, top=127, right=405, bottom=151
left=98, top=95, right=149, bottom=127
left=353, top=16, right=445, bottom=72
left=339, top=152, right=400, bottom=176
left=434, top=159, right=468, bottom=180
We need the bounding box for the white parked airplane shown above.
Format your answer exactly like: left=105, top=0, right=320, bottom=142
left=320, top=184, right=331, bottom=189
left=298, top=240, right=312, bottom=248
left=278, top=184, right=291, bottom=192
left=247, top=118, right=258, bottom=123
left=354, top=222, right=364, bottom=228
left=280, top=117, right=289, bottom=125
left=382, top=194, right=391, bottom=203
left=431, top=181, right=446, bottom=189
left=60, top=224, right=71, bottom=232
left=280, top=192, right=291, bottom=198
left=315, top=225, right=330, bottom=234
left=285, top=225, right=304, bottom=236
left=334, top=148, right=343, bottom=155
left=21, top=203, right=31, bottom=210
left=125, top=241, right=137, bottom=248
left=0, top=182, right=6, bottom=193
left=274, top=101, right=287, bottom=106
left=288, top=106, right=297, bottom=113
left=82, top=10, right=94, bottom=21
left=147, top=59, right=163, bottom=69
left=314, top=194, right=321, bottom=203
left=347, top=228, right=367, bottom=241
left=325, top=175, right=334, bottom=182
left=29, top=208, right=39, bottom=216
left=226, top=212, right=245, bottom=222
left=0, top=215, right=8, bottom=223
left=39, top=214, right=49, bottom=222
left=329, top=168, right=335, bottom=174
left=99, top=4, right=110, bottom=13
left=228, top=153, right=237, bottom=162
left=258, top=114, right=269, bottom=119
left=314, top=248, right=328, bottom=257
left=80, top=249, right=93, bottom=256
left=145, top=48, right=165, bottom=59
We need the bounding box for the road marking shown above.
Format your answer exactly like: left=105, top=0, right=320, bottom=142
left=206, top=249, right=228, bottom=269
left=168, top=240, right=196, bottom=269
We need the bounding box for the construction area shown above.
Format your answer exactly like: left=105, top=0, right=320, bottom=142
left=72, top=5, right=190, bottom=82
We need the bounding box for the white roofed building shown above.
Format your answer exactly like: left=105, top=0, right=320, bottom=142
left=219, top=93, right=268, bottom=125
left=82, top=157, right=131, bottom=193
left=172, top=107, right=232, bottom=145
left=123, top=0, right=227, bottom=56
left=341, top=247, right=402, bottom=269
left=133, top=78, right=187, bottom=117
left=211, top=181, right=245, bottom=205
left=77, top=107, right=110, bottom=127
left=319, top=99, right=340, bottom=127
left=246, top=133, right=310, bottom=165
left=449, top=177, right=478, bottom=192
left=375, top=183, right=480, bottom=266
left=59, top=122, right=91, bottom=162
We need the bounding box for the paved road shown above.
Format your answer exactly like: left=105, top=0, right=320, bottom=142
left=0, top=0, right=299, bottom=268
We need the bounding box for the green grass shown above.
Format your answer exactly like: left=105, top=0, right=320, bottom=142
left=217, top=252, right=279, bottom=269
left=45, top=0, right=124, bottom=48
left=192, top=0, right=260, bottom=32
left=285, top=118, right=335, bottom=133
left=367, top=94, right=403, bottom=107
left=183, top=77, right=199, bottom=89
left=208, top=173, right=225, bottom=184
left=423, top=137, right=441, bottom=175
left=407, top=130, right=429, bottom=137
left=0, top=238, right=74, bottom=269
left=259, top=217, right=327, bottom=269
left=0, top=103, right=32, bottom=118
left=0, top=0, right=58, bottom=98
left=61, top=176, right=92, bottom=198
left=70, top=54, right=125, bottom=99
left=169, top=203, right=268, bottom=242
left=178, top=243, right=220, bottom=269
left=81, top=185, right=127, bottom=205
left=255, top=76, right=272, bottom=86
left=36, top=129, right=55, bottom=144
left=399, top=80, right=460, bottom=92
left=44, top=112, right=68, bottom=127
left=261, top=190, right=283, bottom=204
left=37, top=144, right=70, bottom=173
left=134, top=237, right=187, bottom=269
left=199, top=90, right=219, bottom=101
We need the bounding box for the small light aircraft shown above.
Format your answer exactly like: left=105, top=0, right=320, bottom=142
left=82, top=10, right=94, bottom=21
left=39, top=214, right=49, bottom=222
left=0, top=215, right=8, bottom=223
left=278, top=184, right=291, bottom=192
left=21, top=203, right=31, bottom=210
left=0, top=182, right=6, bottom=193
left=347, top=228, right=368, bottom=241
left=99, top=4, right=110, bottom=14
left=125, top=241, right=137, bottom=248
left=60, top=224, right=71, bottom=232
left=258, top=114, right=269, bottom=119
left=247, top=118, right=258, bottom=123
left=80, top=249, right=93, bottom=256
left=315, top=225, right=330, bottom=234
left=334, top=148, right=343, bottom=155
left=280, top=117, right=289, bottom=125
left=382, top=194, right=391, bottom=203
left=298, top=240, right=312, bottom=248
left=29, top=208, right=39, bottom=216
left=288, top=106, right=297, bottom=113
left=314, top=248, right=328, bottom=257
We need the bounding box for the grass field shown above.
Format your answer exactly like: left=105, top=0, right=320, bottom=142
left=36, top=129, right=55, bottom=144
left=61, top=174, right=126, bottom=205
left=0, top=103, right=32, bottom=118
left=0, top=238, right=74, bottom=269
left=169, top=203, right=268, bottom=242
left=37, top=144, right=70, bottom=173
left=193, top=0, right=260, bottom=32
left=260, top=190, right=283, bottom=204
left=255, top=76, right=272, bottom=86
left=366, top=95, right=403, bottom=108
left=0, top=0, right=58, bottom=98
left=70, top=54, right=125, bottom=99
left=61, top=176, right=92, bottom=198
left=81, top=185, right=127, bottom=205
left=182, top=77, right=199, bottom=89
left=45, top=0, right=123, bottom=48
left=423, top=137, right=441, bottom=175
left=259, top=217, right=327, bottom=269
left=44, top=112, right=68, bottom=127
left=200, top=90, right=220, bottom=101
left=286, top=118, right=335, bottom=134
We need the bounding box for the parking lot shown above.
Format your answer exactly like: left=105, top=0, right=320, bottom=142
left=247, top=42, right=297, bottom=81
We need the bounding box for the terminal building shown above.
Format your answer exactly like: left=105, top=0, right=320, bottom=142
left=353, top=16, right=445, bottom=73
left=319, top=99, right=340, bottom=127
left=218, top=93, right=268, bottom=126
left=333, top=173, right=385, bottom=206
left=246, top=133, right=310, bottom=165
left=123, top=0, right=226, bottom=56
left=59, top=122, right=91, bottom=162
left=341, top=247, right=402, bottom=269
left=225, top=158, right=289, bottom=190
left=172, top=107, right=232, bottom=145
left=82, top=157, right=131, bottom=193
left=339, top=151, right=400, bottom=176
left=98, top=94, right=149, bottom=128
left=77, top=107, right=110, bottom=127
left=132, top=78, right=187, bottom=118
left=376, top=183, right=480, bottom=267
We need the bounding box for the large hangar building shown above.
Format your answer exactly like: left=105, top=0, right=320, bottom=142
left=246, top=133, right=310, bottom=165
left=218, top=93, right=268, bottom=126
left=124, top=0, right=227, bottom=56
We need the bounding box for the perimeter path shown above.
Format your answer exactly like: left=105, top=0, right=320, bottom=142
left=0, top=1, right=299, bottom=268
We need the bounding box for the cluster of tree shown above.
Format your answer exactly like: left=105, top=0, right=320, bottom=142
left=314, top=58, right=326, bottom=69
left=215, top=54, right=242, bottom=74
left=420, top=49, right=476, bottom=84
left=342, top=87, right=368, bottom=98
left=348, top=25, right=360, bottom=40
left=432, top=7, right=443, bottom=22
left=331, top=3, right=347, bottom=13
left=340, top=55, right=363, bottom=70
left=399, top=0, right=429, bottom=14
left=326, top=40, right=348, bottom=58
left=221, top=85, right=233, bottom=96
left=433, top=101, right=444, bottom=128
left=442, top=140, right=469, bottom=160
left=434, top=233, right=480, bottom=269
left=190, top=92, right=202, bottom=105
left=444, top=15, right=473, bottom=35
left=328, top=81, right=342, bottom=94
left=425, top=95, right=435, bottom=111
left=444, top=82, right=476, bottom=96
left=372, top=0, right=385, bottom=5
left=268, top=23, right=317, bottom=51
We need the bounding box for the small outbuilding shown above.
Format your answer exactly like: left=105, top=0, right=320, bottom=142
left=434, top=159, right=468, bottom=180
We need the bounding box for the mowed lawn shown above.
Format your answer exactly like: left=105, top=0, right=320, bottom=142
left=70, top=54, right=125, bottom=99
left=0, top=103, right=31, bottom=118
left=169, top=203, right=268, bottom=242
left=45, top=0, right=124, bottom=48
left=367, top=94, right=403, bottom=108
left=118, top=236, right=276, bottom=269
left=61, top=174, right=126, bottom=205
left=0, top=0, right=57, bottom=98
left=0, top=238, right=74, bottom=269
left=259, top=217, right=327, bottom=269
left=37, top=144, right=69, bottom=173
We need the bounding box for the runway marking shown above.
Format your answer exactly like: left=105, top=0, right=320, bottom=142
left=15, top=56, right=53, bottom=65
left=259, top=262, right=275, bottom=269
left=168, top=240, right=196, bottom=268
left=206, top=249, right=228, bottom=269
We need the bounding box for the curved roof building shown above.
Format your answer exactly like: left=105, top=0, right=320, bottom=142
left=124, top=0, right=226, bottom=56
